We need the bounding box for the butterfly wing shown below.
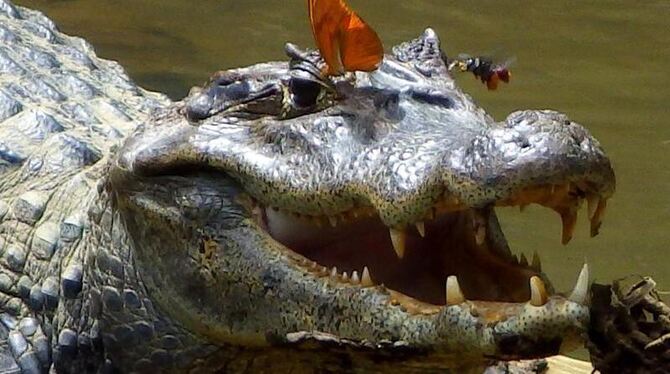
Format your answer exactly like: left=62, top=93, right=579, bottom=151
left=308, top=0, right=383, bottom=75
left=338, top=10, right=383, bottom=72
left=308, top=0, right=346, bottom=75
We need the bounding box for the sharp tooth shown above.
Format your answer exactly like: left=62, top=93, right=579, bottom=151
left=341, top=272, right=349, bottom=282
left=529, top=276, right=548, bottom=306
left=415, top=221, right=426, bottom=237
left=352, top=210, right=359, bottom=218
left=519, top=253, right=529, bottom=267
left=351, top=271, right=360, bottom=284
left=590, top=198, right=607, bottom=237
left=475, top=225, right=486, bottom=246
left=446, top=276, right=466, bottom=306
left=389, top=227, right=406, bottom=258
left=531, top=251, right=542, bottom=272
left=472, top=211, right=487, bottom=246
left=560, top=209, right=577, bottom=245
left=328, top=216, right=337, bottom=227
left=586, top=194, right=598, bottom=220
left=330, top=267, right=338, bottom=277
left=569, top=263, right=589, bottom=304
left=361, top=266, right=373, bottom=286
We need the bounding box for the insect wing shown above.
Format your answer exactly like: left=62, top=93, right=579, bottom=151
left=493, top=56, right=515, bottom=83
left=496, top=68, right=511, bottom=83
left=308, top=0, right=346, bottom=75
left=308, top=0, right=382, bottom=75
left=339, top=10, right=383, bottom=72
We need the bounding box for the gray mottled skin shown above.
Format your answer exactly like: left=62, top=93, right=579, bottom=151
left=0, top=1, right=168, bottom=372
left=0, top=0, right=615, bottom=373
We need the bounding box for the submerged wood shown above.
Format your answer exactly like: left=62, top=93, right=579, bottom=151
left=588, top=277, right=670, bottom=373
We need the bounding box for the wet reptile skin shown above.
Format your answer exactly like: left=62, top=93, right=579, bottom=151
left=0, top=0, right=614, bottom=372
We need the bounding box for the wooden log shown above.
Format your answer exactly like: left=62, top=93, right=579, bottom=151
left=546, top=356, right=594, bottom=373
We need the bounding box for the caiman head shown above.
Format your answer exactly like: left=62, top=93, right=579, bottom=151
left=107, top=29, right=614, bottom=371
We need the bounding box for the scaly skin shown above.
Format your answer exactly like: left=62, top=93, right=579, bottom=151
left=0, top=1, right=614, bottom=373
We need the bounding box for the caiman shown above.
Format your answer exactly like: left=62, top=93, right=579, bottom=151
left=0, top=0, right=615, bottom=372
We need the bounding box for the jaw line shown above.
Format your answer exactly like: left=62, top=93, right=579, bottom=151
left=252, top=196, right=571, bottom=315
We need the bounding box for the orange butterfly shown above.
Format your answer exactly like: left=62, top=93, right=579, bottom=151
left=307, top=0, right=383, bottom=76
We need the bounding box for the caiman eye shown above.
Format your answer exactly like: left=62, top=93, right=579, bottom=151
left=289, top=76, right=322, bottom=109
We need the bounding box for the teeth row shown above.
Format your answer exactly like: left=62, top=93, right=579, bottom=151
left=557, top=195, right=607, bottom=245
left=275, top=193, right=464, bottom=261
left=387, top=194, right=602, bottom=260
left=278, top=184, right=607, bottom=261
left=272, top=207, right=378, bottom=228
left=507, top=185, right=608, bottom=245
left=387, top=210, right=488, bottom=260
left=445, top=262, right=589, bottom=307
left=285, top=192, right=605, bottom=249
left=307, top=260, right=588, bottom=306
left=327, top=266, right=374, bottom=287
left=388, top=219, right=431, bottom=259
left=501, top=251, right=543, bottom=272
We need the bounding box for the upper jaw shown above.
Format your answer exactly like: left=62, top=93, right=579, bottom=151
left=116, top=37, right=614, bottom=231
left=120, top=105, right=614, bottom=241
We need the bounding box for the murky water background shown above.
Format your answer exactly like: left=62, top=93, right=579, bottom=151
left=16, top=0, right=670, bottom=347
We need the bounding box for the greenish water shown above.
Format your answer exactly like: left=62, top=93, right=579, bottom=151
left=17, top=0, right=669, bottom=324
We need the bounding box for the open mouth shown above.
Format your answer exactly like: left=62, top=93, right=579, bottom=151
left=253, top=181, right=606, bottom=310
